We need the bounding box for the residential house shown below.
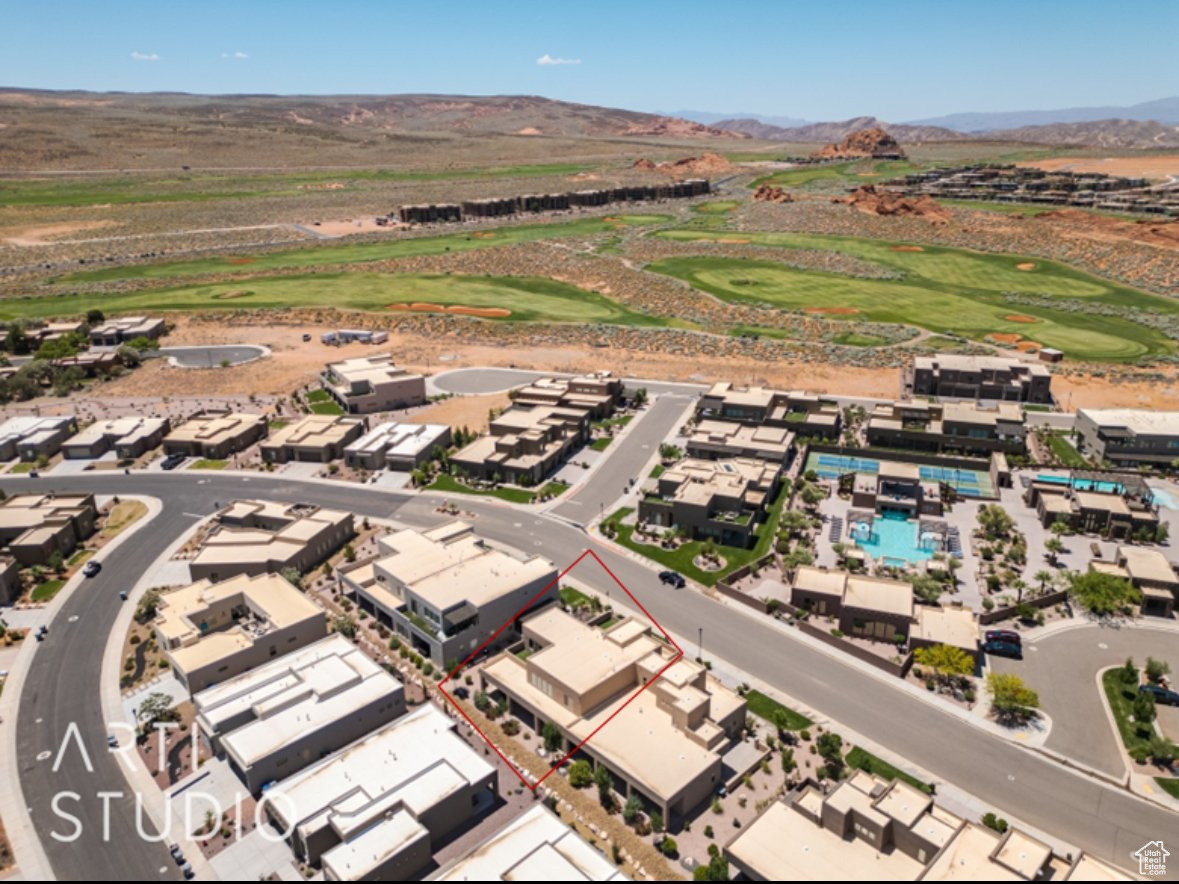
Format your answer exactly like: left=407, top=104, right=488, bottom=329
left=0, top=416, right=76, bottom=462
left=62, top=417, right=170, bottom=460
left=342, top=421, right=451, bottom=471
left=866, top=401, right=1027, bottom=456
left=1075, top=409, right=1179, bottom=468
left=906, top=354, right=1052, bottom=403
left=163, top=411, right=266, bottom=459
left=320, top=355, right=426, bottom=414
left=260, top=415, right=366, bottom=464
left=0, top=493, right=98, bottom=566
left=450, top=405, right=589, bottom=485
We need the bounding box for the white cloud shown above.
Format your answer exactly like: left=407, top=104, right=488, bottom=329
left=221, top=51, right=249, bottom=59
left=536, top=53, right=580, bottom=66
left=130, top=51, right=160, bottom=62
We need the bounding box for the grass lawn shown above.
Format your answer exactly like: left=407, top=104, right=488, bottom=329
left=751, top=159, right=926, bottom=191
left=648, top=229, right=1179, bottom=361
left=1023, top=404, right=1051, bottom=413
left=67, top=549, right=94, bottom=566
left=592, top=415, right=634, bottom=430
left=268, top=420, right=290, bottom=430
left=649, top=464, right=665, bottom=479
left=1155, top=777, right=1179, bottom=799
left=1046, top=432, right=1088, bottom=467
left=56, top=215, right=671, bottom=286
left=31, top=579, right=66, bottom=603
left=190, top=458, right=229, bottom=470
left=427, top=473, right=534, bottom=504
left=1102, top=668, right=1154, bottom=756
left=590, top=437, right=613, bottom=451
left=100, top=500, right=149, bottom=539
left=309, top=400, right=345, bottom=415
left=12, top=272, right=681, bottom=329
left=559, top=586, right=594, bottom=608
left=538, top=480, right=570, bottom=498
left=833, top=330, right=888, bottom=347
left=846, top=746, right=933, bottom=793
left=604, top=484, right=786, bottom=586
left=744, top=689, right=812, bottom=730
left=8, top=463, right=36, bottom=474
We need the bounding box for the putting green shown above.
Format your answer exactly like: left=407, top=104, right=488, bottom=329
left=647, top=230, right=1178, bottom=361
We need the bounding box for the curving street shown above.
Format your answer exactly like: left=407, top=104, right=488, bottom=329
left=2, top=469, right=1177, bottom=879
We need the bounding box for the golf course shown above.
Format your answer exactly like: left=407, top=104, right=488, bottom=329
left=647, top=229, right=1179, bottom=361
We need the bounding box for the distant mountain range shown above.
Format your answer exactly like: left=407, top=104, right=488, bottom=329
left=705, top=114, right=1179, bottom=150
left=678, top=97, right=1179, bottom=133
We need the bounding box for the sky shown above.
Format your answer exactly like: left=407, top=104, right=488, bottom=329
left=1, top=0, right=1176, bottom=122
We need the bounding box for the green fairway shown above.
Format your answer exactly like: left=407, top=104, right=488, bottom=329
left=61, top=215, right=672, bottom=285
left=693, top=200, right=741, bottom=214
left=1, top=272, right=682, bottom=328
left=647, top=229, right=1179, bottom=361
left=751, top=159, right=926, bottom=190
left=0, top=163, right=595, bottom=209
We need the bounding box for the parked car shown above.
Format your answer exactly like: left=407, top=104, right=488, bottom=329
left=659, top=570, right=686, bottom=589
left=451, top=686, right=470, bottom=700
left=35, top=624, right=48, bottom=642
left=983, top=640, right=1022, bottom=660
left=160, top=453, right=186, bottom=471
left=180, top=862, right=194, bottom=879
left=106, top=735, right=118, bottom=749
left=27, top=470, right=39, bottom=478
left=984, top=629, right=1021, bottom=645
left=1138, top=684, right=1179, bottom=707
left=82, top=560, right=102, bottom=578
left=169, top=844, right=185, bottom=865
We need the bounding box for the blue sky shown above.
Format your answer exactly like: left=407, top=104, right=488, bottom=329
left=1, top=0, right=1175, bottom=121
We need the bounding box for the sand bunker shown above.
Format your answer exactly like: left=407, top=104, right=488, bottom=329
left=225, top=257, right=255, bottom=266
left=805, top=306, right=860, bottom=315
left=1016, top=341, right=1041, bottom=352
left=890, top=245, right=924, bottom=252
left=1004, top=314, right=1039, bottom=323
left=718, top=237, right=751, bottom=245
left=1016, top=262, right=1036, bottom=271
left=387, top=303, right=511, bottom=318
left=988, top=332, right=1023, bottom=345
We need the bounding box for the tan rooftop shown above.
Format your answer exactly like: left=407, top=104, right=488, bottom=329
left=264, top=415, right=364, bottom=450
left=167, top=412, right=264, bottom=445
left=922, top=823, right=1021, bottom=881
left=1078, top=408, right=1179, bottom=437
left=793, top=565, right=848, bottom=597
left=844, top=574, right=915, bottom=618
left=1117, top=546, right=1177, bottom=585
left=912, top=606, right=979, bottom=652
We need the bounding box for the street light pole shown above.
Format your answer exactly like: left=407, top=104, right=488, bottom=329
left=697, top=627, right=703, bottom=661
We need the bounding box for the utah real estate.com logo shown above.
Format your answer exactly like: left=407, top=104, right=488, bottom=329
left=1134, top=841, right=1169, bottom=877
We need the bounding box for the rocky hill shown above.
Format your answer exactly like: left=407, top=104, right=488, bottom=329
left=715, top=115, right=965, bottom=143
left=812, top=127, right=906, bottom=159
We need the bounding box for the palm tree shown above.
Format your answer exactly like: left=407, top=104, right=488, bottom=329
left=1044, top=537, right=1065, bottom=565
left=1034, top=569, right=1053, bottom=592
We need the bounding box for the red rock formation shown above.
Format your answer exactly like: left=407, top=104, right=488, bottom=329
left=812, top=127, right=906, bottom=159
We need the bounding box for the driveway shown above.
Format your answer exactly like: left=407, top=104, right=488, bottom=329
left=990, top=623, right=1179, bottom=777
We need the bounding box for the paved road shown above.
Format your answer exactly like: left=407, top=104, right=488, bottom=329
left=5, top=472, right=1176, bottom=879
left=550, top=393, right=694, bottom=522
left=431, top=367, right=709, bottom=398
left=990, top=624, right=1179, bottom=777
left=159, top=346, right=266, bottom=368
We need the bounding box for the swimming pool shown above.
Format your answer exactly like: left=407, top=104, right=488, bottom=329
left=852, top=510, right=936, bottom=565
left=806, top=452, right=995, bottom=498
left=1035, top=474, right=1124, bottom=494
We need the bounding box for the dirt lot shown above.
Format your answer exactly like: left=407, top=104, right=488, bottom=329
left=1017, top=155, right=1179, bottom=181
left=1, top=219, right=116, bottom=245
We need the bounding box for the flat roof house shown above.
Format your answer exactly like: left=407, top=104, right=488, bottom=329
left=687, top=420, right=795, bottom=463
left=480, top=608, right=746, bottom=827
left=341, top=520, right=558, bottom=667
left=194, top=634, right=406, bottom=794
left=511, top=371, right=624, bottom=419
left=154, top=572, right=327, bottom=693
left=189, top=500, right=354, bottom=582
left=1024, top=479, right=1158, bottom=540
left=321, top=355, right=426, bottom=414
left=342, top=421, right=451, bottom=472
left=263, top=704, right=497, bottom=881
left=1076, top=408, right=1179, bottom=468
left=0, top=492, right=98, bottom=566
left=907, top=353, right=1052, bottom=403
left=0, top=415, right=76, bottom=462
left=0, top=555, right=20, bottom=605
left=429, top=805, right=626, bottom=881
left=791, top=565, right=916, bottom=643
left=638, top=457, right=782, bottom=548
left=163, top=411, right=266, bottom=459
left=726, top=772, right=1126, bottom=881
left=260, top=414, right=366, bottom=464
left=450, top=404, right=589, bottom=486
left=866, top=400, right=1027, bottom=456
left=1090, top=546, right=1178, bottom=618
left=89, top=315, right=166, bottom=347
left=696, top=383, right=841, bottom=438
left=62, top=416, right=170, bottom=460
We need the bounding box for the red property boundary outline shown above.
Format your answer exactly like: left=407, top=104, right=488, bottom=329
left=439, top=548, right=684, bottom=790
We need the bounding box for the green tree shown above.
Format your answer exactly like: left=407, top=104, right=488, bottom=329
left=632, top=387, right=648, bottom=407
left=986, top=672, right=1040, bottom=724
left=1132, top=690, right=1156, bottom=732
left=1033, top=569, right=1053, bottom=592
left=816, top=732, right=844, bottom=778
left=1044, top=537, right=1065, bottom=565
left=1068, top=569, right=1141, bottom=616
left=1120, top=657, right=1139, bottom=686
left=473, top=691, right=491, bottom=713
left=47, top=550, right=65, bottom=574
left=1145, top=657, right=1172, bottom=684
left=568, top=760, right=593, bottom=788
left=914, top=644, right=974, bottom=683
left=594, top=764, right=614, bottom=806
left=4, top=324, right=29, bottom=356
left=85, top=309, right=105, bottom=324
left=541, top=720, right=562, bottom=753
left=909, top=573, right=945, bottom=605
left=623, top=794, right=642, bottom=823
left=135, top=589, right=161, bottom=623
left=343, top=543, right=356, bottom=563
left=659, top=836, right=678, bottom=858
left=138, top=692, right=179, bottom=730
left=978, top=504, right=1015, bottom=539
left=1049, top=519, right=1071, bottom=537
left=333, top=614, right=357, bottom=638
left=650, top=810, right=664, bottom=833
left=694, top=846, right=730, bottom=881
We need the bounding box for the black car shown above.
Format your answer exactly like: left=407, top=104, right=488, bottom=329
left=659, top=570, right=686, bottom=589
left=82, top=560, right=102, bottom=578
left=451, top=686, right=470, bottom=700
left=983, top=640, right=1022, bottom=660
left=1138, top=683, right=1179, bottom=707
left=169, top=843, right=185, bottom=865
left=160, top=453, right=186, bottom=471
left=984, top=629, right=1021, bottom=645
